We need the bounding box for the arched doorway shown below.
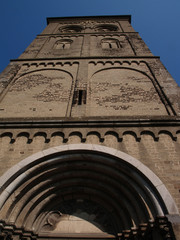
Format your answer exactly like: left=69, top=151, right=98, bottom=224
left=0, top=144, right=178, bottom=239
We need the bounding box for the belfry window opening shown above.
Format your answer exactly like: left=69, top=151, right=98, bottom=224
left=54, top=39, right=72, bottom=49
left=101, top=38, right=121, bottom=49
left=78, top=90, right=83, bottom=105
left=73, top=89, right=87, bottom=105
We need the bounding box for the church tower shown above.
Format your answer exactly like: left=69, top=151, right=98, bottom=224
left=0, top=16, right=180, bottom=239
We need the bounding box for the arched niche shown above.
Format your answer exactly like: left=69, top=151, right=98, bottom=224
left=101, top=38, right=121, bottom=49
left=0, top=69, right=73, bottom=118
left=94, top=24, right=118, bottom=32
left=87, top=68, right=168, bottom=116
left=0, top=144, right=178, bottom=238
left=59, top=25, right=83, bottom=33
left=54, top=39, right=73, bottom=49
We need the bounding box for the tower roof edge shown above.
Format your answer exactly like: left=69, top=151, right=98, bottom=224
left=46, top=15, right=131, bottom=25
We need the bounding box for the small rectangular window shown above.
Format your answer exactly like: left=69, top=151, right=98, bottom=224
left=78, top=90, right=83, bottom=105
left=73, top=90, right=86, bottom=106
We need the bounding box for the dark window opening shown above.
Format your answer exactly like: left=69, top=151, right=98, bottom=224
left=78, top=90, right=83, bottom=105
left=101, top=38, right=120, bottom=49
left=54, top=39, right=72, bottom=50
left=73, top=90, right=87, bottom=106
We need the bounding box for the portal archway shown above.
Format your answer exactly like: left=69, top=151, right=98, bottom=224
left=0, top=144, right=178, bottom=238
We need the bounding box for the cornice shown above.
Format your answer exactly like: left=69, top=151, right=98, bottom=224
left=47, top=15, right=131, bottom=24
left=11, top=56, right=160, bottom=62
left=0, top=117, right=180, bottom=128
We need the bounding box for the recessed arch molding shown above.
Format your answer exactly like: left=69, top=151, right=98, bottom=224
left=0, top=144, right=178, bottom=238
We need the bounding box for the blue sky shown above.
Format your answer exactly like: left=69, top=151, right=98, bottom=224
left=0, top=0, right=180, bottom=86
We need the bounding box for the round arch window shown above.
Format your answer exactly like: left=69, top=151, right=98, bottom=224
left=59, top=25, right=83, bottom=33
left=94, top=24, right=118, bottom=32
left=101, top=38, right=120, bottom=49
left=54, top=39, right=73, bottom=49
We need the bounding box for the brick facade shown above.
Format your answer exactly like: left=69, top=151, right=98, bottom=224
left=0, top=16, right=180, bottom=240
